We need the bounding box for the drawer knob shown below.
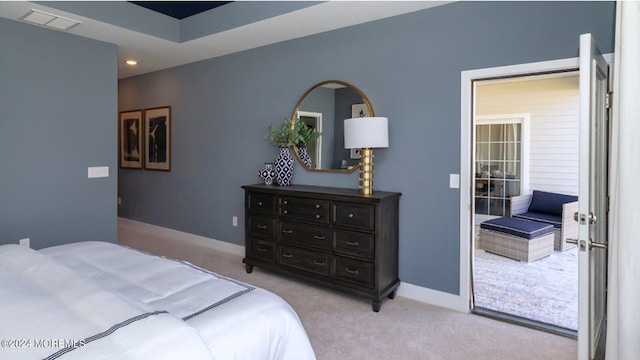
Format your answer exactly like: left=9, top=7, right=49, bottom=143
left=256, top=224, right=268, bottom=229
left=258, top=201, right=263, bottom=206
left=315, top=214, right=321, bottom=219
left=348, top=213, right=354, bottom=218
left=256, top=246, right=268, bottom=252
left=283, top=210, right=288, bottom=214
left=282, top=229, right=293, bottom=234
left=282, top=253, right=293, bottom=258
left=315, top=204, right=320, bottom=209
left=314, top=260, right=326, bottom=266
left=313, top=235, right=326, bottom=240
left=283, top=200, right=288, bottom=205
left=345, top=241, right=360, bottom=247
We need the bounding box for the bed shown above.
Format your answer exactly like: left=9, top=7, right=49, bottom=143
left=0, top=241, right=316, bottom=360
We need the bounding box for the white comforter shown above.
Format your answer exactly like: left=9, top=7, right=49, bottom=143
left=40, top=241, right=316, bottom=360
left=0, top=244, right=214, bottom=360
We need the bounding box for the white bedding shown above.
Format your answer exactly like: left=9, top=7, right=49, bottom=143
left=40, top=241, right=316, bottom=360
left=0, top=244, right=214, bottom=360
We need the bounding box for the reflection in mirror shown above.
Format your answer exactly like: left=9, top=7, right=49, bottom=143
left=290, top=80, right=374, bottom=172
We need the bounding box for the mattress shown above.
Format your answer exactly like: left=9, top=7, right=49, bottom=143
left=40, top=241, right=316, bottom=360
left=0, top=244, right=214, bottom=360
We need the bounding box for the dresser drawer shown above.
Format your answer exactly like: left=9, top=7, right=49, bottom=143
left=332, top=256, right=374, bottom=288
left=280, top=196, right=329, bottom=225
left=279, top=221, right=329, bottom=250
left=247, top=238, right=276, bottom=263
left=332, top=230, right=374, bottom=260
left=247, top=216, right=276, bottom=239
left=279, top=246, right=329, bottom=276
left=248, top=192, right=276, bottom=216
left=333, top=202, right=374, bottom=231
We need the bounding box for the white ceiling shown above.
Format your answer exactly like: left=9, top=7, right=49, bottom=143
left=0, top=1, right=449, bottom=79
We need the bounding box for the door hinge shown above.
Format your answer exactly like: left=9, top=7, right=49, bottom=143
left=605, top=91, right=613, bottom=109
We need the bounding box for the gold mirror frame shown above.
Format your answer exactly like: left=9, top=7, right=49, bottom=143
left=290, top=80, right=375, bottom=173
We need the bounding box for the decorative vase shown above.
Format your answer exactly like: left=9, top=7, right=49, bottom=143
left=274, top=146, right=294, bottom=186
left=258, top=162, right=276, bottom=185
left=297, top=145, right=312, bottom=168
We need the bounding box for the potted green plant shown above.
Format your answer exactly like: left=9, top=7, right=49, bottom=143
left=266, top=119, right=296, bottom=147
left=291, top=118, right=321, bottom=168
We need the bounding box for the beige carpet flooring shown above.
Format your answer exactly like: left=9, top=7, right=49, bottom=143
left=118, top=222, right=577, bottom=360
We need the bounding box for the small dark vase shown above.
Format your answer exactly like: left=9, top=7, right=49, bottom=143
left=274, top=146, right=294, bottom=186
left=297, top=145, right=312, bottom=168
left=258, top=162, right=276, bottom=185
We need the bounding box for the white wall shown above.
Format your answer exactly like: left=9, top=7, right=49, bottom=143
left=476, top=75, right=579, bottom=196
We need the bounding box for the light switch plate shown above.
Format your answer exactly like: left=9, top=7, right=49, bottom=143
left=88, top=166, right=109, bottom=178
left=449, top=174, right=460, bottom=189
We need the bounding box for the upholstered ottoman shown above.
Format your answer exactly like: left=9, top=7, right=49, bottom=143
left=479, top=217, right=555, bottom=262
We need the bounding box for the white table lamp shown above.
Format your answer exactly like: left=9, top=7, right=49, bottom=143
left=344, top=117, right=389, bottom=195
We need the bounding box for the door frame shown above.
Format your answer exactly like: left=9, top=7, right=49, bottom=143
left=459, top=55, right=613, bottom=312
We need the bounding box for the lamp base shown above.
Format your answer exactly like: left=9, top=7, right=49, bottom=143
left=358, top=148, right=374, bottom=195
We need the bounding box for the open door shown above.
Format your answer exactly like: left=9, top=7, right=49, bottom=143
left=574, top=33, right=610, bottom=359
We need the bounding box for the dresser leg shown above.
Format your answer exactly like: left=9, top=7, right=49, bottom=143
left=372, top=300, right=381, bottom=312
left=388, top=289, right=397, bottom=299
left=245, top=265, right=253, bottom=273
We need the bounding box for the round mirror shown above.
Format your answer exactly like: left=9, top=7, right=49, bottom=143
left=290, top=80, right=374, bottom=172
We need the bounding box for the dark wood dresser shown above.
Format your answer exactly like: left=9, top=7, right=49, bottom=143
left=242, top=184, right=401, bottom=312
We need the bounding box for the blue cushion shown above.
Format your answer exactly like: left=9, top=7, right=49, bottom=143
left=513, top=212, right=562, bottom=228
left=527, top=190, right=578, bottom=216
left=480, top=217, right=555, bottom=240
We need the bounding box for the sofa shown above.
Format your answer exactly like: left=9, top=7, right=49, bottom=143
left=510, top=190, right=579, bottom=251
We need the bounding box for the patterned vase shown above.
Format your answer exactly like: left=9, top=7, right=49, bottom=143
left=274, top=146, right=294, bottom=186
left=298, top=146, right=312, bottom=168
left=258, top=162, right=276, bottom=185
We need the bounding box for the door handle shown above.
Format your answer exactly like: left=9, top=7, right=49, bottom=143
left=566, top=238, right=578, bottom=245
left=566, top=238, right=607, bottom=251
left=589, top=241, right=607, bottom=250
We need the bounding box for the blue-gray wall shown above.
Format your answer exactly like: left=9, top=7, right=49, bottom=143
left=0, top=18, right=118, bottom=249
left=118, top=1, right=615, bottom=294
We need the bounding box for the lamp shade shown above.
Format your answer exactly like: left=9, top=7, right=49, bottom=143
left=344, top=117, right=389, bottom=149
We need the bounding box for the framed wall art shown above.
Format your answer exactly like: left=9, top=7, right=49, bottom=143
left=119, top=109, right=144, bottom=169
left=144, top=106, right=171, bottom=171
left=351, top=103, right=370, bottom=118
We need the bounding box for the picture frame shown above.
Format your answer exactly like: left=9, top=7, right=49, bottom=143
left=349, top=104, right=370, bottom=159
left=351, top=103, right=370, bottom=118
left=119, top=109, right=144, bottom=169
left=144, top=106, right=171, bottom=171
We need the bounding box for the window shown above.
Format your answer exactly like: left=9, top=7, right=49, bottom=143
left=475, top=115, right=528, bottom=216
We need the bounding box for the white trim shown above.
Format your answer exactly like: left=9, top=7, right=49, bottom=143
left=117, top=217, right=245, bottom=256
left=118, top=217, right=469, bottom=313
left=460, top=54, right=613, bottom=313
left=297, top=110, right=323, bottom=169
left=461, top=57, right=580, bottom=314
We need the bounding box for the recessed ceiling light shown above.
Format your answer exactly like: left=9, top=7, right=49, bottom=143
left=126, top=60, right=138, bottom=66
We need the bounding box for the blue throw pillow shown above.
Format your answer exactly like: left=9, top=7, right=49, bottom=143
left=527, top=190, right=578, bottom=216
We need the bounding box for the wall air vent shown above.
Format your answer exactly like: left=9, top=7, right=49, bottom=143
left=20, top=9, right=82, bottom=31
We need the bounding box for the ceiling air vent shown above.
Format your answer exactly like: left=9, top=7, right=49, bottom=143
left=20, top=9, right=82, bottom=31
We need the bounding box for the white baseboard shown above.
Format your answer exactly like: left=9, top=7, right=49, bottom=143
left=118, top=217, right=469, bottom=313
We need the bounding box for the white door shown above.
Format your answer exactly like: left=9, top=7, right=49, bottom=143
left=576, top=33, right=609, bottom=359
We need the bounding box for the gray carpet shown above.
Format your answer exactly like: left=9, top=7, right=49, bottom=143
left=118, top=220, right=577, bottom=359
left=473, top=247, right=578, bottom=330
